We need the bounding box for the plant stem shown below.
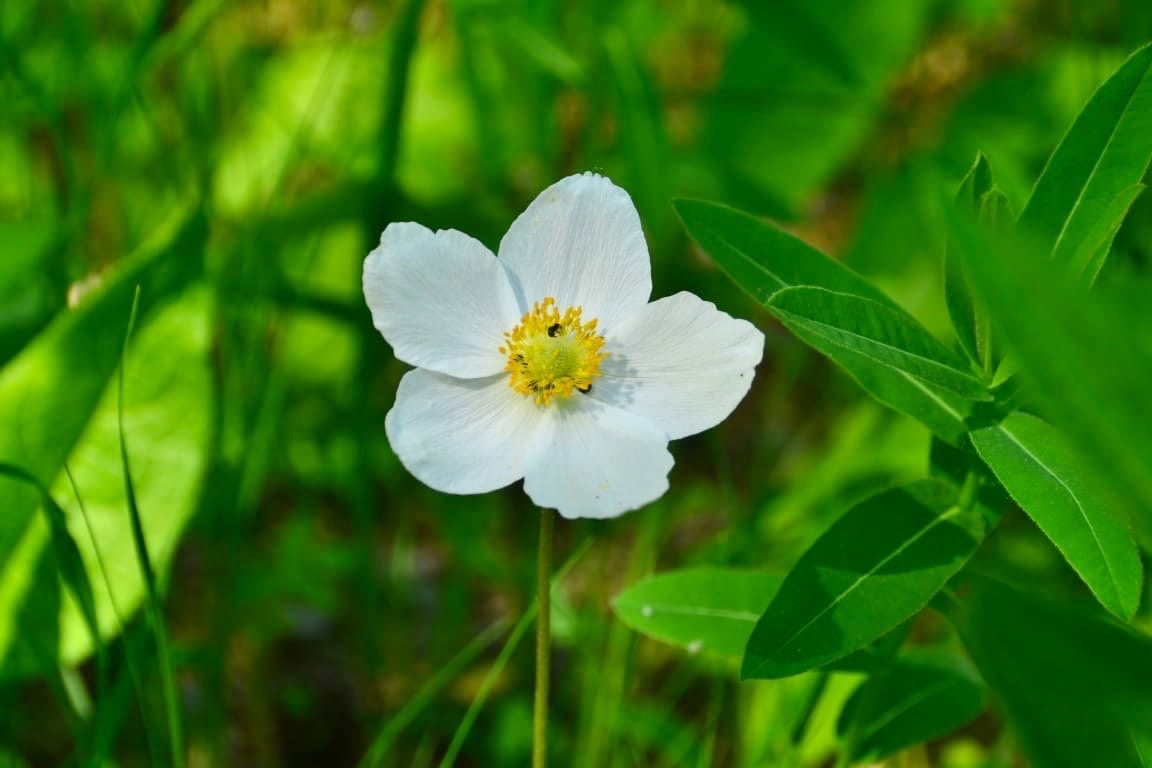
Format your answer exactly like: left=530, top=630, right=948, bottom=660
left=534, top=509, right=555, bottom=768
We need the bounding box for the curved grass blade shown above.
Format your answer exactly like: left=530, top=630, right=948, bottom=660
left=63, top=464, right=156, bottom=768
left=357, top=618, right=510, bottom=768
left=118, top=287, right=184, bottom=768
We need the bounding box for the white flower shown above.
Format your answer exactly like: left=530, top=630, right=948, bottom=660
left=363, top=173, right=764, bottom=519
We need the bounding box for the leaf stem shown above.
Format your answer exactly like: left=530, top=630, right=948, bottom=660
left=534, top=508, right=554, bottom=768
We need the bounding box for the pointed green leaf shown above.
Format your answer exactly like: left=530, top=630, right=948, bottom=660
left=945, top=154, right=992, bottom=368
left=1019, top=42, right=1152, bottom=276
left=946, top=153, right=1016, bottom=373
left=613, top=568, right=782, bottom=658
left=673, top=198, right=894, bottom=306
left=838, top=652, right=985, bottom=762
left=954, top=578, right=1152, bottom=768
left=970, top=412, right=1142, bottom=619
left=767, top=286, right=990, bottom=400
left=945, top=203, right=1152, bottom=533
left=676, top=198, right=976, bottom=443
left=1077, top=183, right=1145, bottom=285
left=814, top=345, right=972, bottom=445
left=742, top=480, right=984, bottom=679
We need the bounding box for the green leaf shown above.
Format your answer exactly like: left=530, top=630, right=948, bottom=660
left=1077, top=183, right=1145, bottom=285
left=945, top=153, right=1017, bottom=374
left=1018, top=42, right=1152, bottom=277
left=945, top=154, right=993, bottom=368
left=742, top=480, right=984, bottom=680
left=767, top=286, right=989, bottom=400
left=676, top=198, right=975, bottom=443
left=816, top=345, right=973, bottom=445
left=673, top=198, right=893, bottom=306
left=822, top=621, right=911, bottom=673
left=0, top=463, right=105, bottom=685
left=0, top=207, right=206, bottom=677
left=837, top=652, right=985, bottom=762
left=612, top=568, right=781, bottom=659
left=970, top=412, right=1142, bottom=619
left=945, top=204, right=1152, bottom=533
left=953, top=577, right=1152, bottom=768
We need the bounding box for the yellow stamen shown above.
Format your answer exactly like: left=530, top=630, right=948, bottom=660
left=499, top=297, right=607, bottom=406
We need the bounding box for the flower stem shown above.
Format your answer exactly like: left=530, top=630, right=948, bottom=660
left=533, top=508, right=554, bottom=768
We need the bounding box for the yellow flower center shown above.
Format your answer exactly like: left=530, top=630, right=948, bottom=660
left=500, top=297, right=607, bottom=406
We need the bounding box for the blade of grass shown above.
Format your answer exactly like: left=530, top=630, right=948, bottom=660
left=356, top=617, right=510, bottom=768
left=439, top=538, right=594, bottom=768
left=576, top=512, right=659, bottom=768
left=378, top=0, right=427, bottom=183
left=438, top=606, right=537, bottom=768
left=82, top=648, right=142, bottom=768
left=119, top=286, right=184, bottom=768
left=63, top=463, right=155, bottom=768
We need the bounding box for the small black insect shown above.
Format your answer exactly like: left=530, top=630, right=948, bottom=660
left=547, top=323, right=562, bottom=337
left=577, top=383, right=592, bottom=394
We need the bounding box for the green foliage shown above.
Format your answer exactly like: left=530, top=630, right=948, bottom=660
left=673, top=199, right=893, bottom=305
left=1018, top=43, right=1152, bottom=281
left=677, top=200, right=976, bottom=444
left=766, top=286, right=989, bottom=399
left=611, top=568, right=781, bottom=659
left=837, top=651, right=985, bottom=763
left=3, top=1, right=1152, bottom=766
left=0, top=286, right=211, bottom=676
left=971, top=412, right=1142, bottom=619
left=954, top=578, right=1152, bottom=768
left=948, top=204, right=1152, bottom=521
left=0, top=211, right=205, bottom=676
left=663, top=34, right=1152, bottom=767
left=742, top=480, right=983, bottom=680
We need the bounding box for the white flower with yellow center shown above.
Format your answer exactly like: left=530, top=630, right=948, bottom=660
left=363, top=173, right=764, bottom=519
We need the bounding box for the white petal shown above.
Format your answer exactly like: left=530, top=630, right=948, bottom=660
left=364, top=222, right=520, bottom=378
left=593, top=292, right=764, bottom=440
left=386, top=369, right=542, bottom=494
left=498, top=173, right=652, bottom=330
left=523, top=400, right=673, bottom=519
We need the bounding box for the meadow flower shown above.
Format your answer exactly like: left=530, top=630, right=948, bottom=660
left=364, top=173, right=764, bottom=519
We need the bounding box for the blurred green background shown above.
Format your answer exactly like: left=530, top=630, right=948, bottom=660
left=2, top=0, right=1152, bottom=765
